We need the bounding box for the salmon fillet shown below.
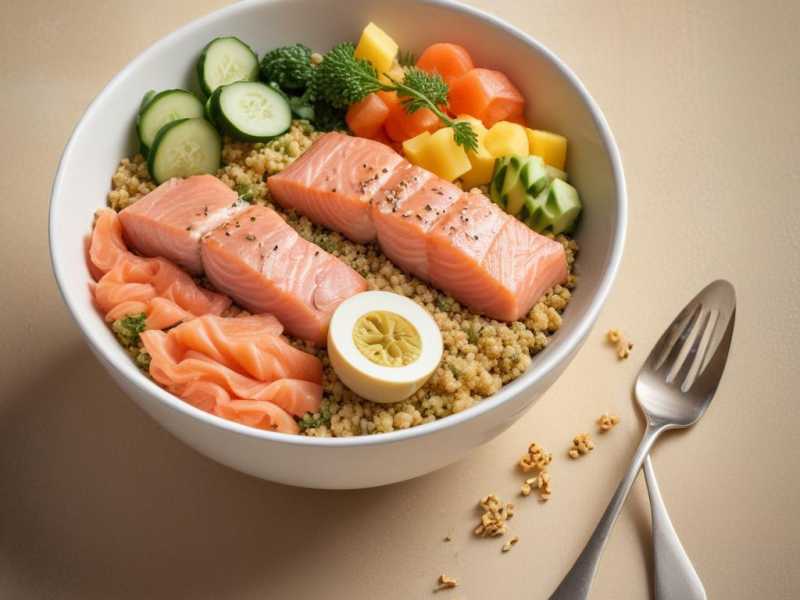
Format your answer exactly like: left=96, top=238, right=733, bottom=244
left=426, top=191, right=511, bottom=310
left=270, top=132, right=568, bottom=321
left=119, top=174, right=245, bottom=274
left=474, top=215, right=568, bottom=321
left=268, top=132, right=403, bottom=242
left=372, top=168, right=462, bottom=280
left=200, top=205, right=367, bottom=345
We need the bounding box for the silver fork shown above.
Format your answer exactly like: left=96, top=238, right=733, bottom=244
left=550, top=280, right=736, bottom=599
left=644, top=454, right=706, bottom=599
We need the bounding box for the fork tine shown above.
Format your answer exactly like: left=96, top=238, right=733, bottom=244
left=654, top=303, right=702, bottom=374
left=666, top=308, right=709, bottom=384
left=691, top=306, right=735, bottom=398
left=675, top=309, right=716, bottom=391
left=685, top=308, right=720, bottom=389
left=650, top=302, right=701, bottom=372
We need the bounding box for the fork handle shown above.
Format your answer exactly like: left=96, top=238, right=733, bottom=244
left=644, top=455, right=707, bottom=600
left=549, top=424, right=667, bottom=600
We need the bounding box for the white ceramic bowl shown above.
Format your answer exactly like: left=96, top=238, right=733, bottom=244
left=50, top=0, right=626, bottom=489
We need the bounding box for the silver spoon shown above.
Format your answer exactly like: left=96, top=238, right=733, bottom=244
left=644, top=454, right=706, bottom=599
left=550, top=280, right=736, bottom=600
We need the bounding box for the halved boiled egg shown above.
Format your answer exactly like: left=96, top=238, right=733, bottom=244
left=327, top=291, right=443, bottom=404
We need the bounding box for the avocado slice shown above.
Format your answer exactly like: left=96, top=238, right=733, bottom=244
left=545, top=178, right=582, bottom=234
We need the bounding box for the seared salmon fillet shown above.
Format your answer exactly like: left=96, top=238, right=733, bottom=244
left=268, top=132, right=403, bottom=242
left=119, top=174, right=245, bottom=274
left=200, top=205, right=367, bottom=345
left=372, top=168, right=462, bottom=280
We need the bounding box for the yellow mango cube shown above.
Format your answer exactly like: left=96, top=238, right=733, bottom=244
left=355, top=23, right=398, bottom=75
left=455, top=116, right=495, bottom=187
left=526, top=129, right=567, bottom=170
left=461, top=142, right=496, bottom=188
left=484, top=121, right=529, bottom=158
left=456, top=114, right=488, bottom=139
left=425, top=128, right=472, bottom=181
left=402, top=131, right=432, bottom=168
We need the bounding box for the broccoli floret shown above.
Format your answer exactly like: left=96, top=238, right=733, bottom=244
left=112, top=313, right=147, bottom=347
left=312, top=100, right=347, bottom=132
left=260, top=44, right=314, bottom=92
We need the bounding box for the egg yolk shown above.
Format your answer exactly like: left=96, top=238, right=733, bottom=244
left=353, top=310, right=422, bottom=367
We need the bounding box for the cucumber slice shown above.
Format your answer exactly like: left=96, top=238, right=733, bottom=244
left=214, top=81, right=292, bottom=141
left=139, top=89, right=156, bottom=113
left=545, top=164, right=568, bottom=182
left=147, top=118, right=221, bottom=184
left=545, top=178, right=582, bottom=234
left=197, top=36, right=259, bottom=96
left=204, top=95, right=216, bottom=126
left=137, top=89, right=204, bottom=156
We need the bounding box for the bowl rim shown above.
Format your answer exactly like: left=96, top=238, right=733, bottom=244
left=49, top=0, right=627, bottom=448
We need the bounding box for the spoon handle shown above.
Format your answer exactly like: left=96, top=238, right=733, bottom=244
left=549, top=424, right=666, bottom=600
left=644, top=455, right=707, bottom=600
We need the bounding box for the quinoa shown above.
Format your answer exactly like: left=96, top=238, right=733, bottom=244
left=106, top=120, right=579, bottom=437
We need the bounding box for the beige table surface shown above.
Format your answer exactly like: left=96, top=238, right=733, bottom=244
left=1, top=0, right=799, bottom=598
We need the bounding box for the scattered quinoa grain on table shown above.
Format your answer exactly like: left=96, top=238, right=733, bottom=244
left=435, top=574, right=458, bottom=591
left=597, top=413, right=620, bottom=432
left=568, top=433, right=595, bottom=459
left=473, top=494, right=515, bottom=537
left=606, top=328, right=633, bottom=359
left=501, top=536, right=520, bottom=553
left=106, top=120, right=579, bottom=437
left=518, top=441, right=553, bottom=500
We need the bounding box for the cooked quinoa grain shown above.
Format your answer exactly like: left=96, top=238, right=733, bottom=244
left=435, top=574, right=458, bottom=591
left=606, top=328, right=633, bottom=359
left=568, top=433, right=595, bottom=459
left=597, top=413, right=621, bottom=432
left=107, top=120, right=579, bottom=437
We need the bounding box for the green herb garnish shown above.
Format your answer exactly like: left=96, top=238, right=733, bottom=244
left=235, top=183, right=254, bottom=204
left=112, top=313, right=147, bottom=347
left=314, top=43, right=477, bottom=151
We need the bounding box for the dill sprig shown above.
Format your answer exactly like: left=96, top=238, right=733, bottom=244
left=314, top=43, right=478, bottom=152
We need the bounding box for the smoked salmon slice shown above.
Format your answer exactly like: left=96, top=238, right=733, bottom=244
left=201, top=205, right=367, bottom=345
left=267, top=132, right=403, bottom=242
left=169, top=314, right=323, bottom=383
left=89, top=208, right=128, bottom=276
left=90, top=209, right=230, bottom=328
left=141, top=330, right=321, bottom=420
left=170, top=380, right=301, bottom=434
left=119, top=174, right=245, bottom=274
